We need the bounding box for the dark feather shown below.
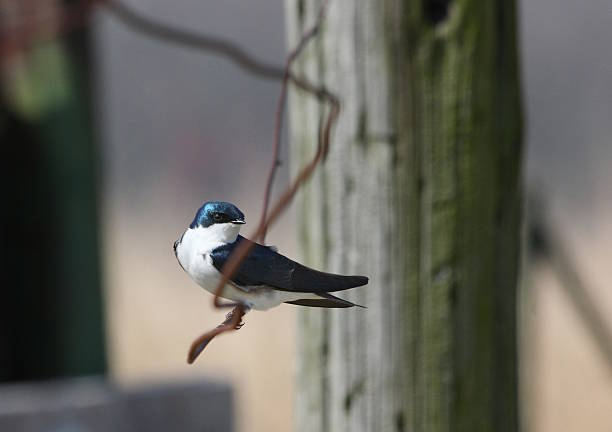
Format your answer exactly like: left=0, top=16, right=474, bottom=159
left=286, top=292, right=364, bottom=308
left=174, top=231, right=186, bottom=270
left=209, top=236, right=369, bottom=293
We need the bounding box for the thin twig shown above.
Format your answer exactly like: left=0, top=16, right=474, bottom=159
left=1, top=0, right=285, bottom=81
left=106, top=0, right=336, bottom=99
left=187, top=304, right=246, bottom=364
left=211, top=0, right=335, bottom=310
left=216, top=101, right=339, bottom=299
left=191, top=93, right=339, bottom=361
left=1, top=0, right=338, bottom=100
left=186, top=2, right=339, bottom=361
left=103, top=0, right=285, bottom=81
left=258, top=0, right=330, bottom=240
left=103, top=0, right=337, bottom=102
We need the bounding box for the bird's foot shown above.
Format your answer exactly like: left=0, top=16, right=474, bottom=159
left=187, top=303, right=248, bottom=364
left=222, top=312, right=244, bottom=330
left=224, top=304, right=248, bottom=330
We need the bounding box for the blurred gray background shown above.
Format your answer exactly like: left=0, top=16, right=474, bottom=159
left=93, top=0, right=612, bottom=431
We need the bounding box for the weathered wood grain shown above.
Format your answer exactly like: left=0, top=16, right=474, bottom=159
left=287, top=1, right=522, bottom=431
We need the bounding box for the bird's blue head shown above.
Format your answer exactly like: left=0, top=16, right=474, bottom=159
left=190, top=201, right=245, bottom=229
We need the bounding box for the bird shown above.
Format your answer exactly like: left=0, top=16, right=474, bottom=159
left=173, top=201, right=369, bottom=312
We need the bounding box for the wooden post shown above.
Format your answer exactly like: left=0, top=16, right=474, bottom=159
left=286, top=0, right=522, bottom=431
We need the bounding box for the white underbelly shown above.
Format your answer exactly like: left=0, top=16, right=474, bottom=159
left=182, top=249, right=309, bottom=311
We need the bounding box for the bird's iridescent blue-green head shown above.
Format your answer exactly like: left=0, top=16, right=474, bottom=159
left=190, top=201, right=245, bottom=229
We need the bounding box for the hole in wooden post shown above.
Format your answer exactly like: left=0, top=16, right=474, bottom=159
left=298, top=0, right=306, bottom=23
left=423, top=0, right=451, bottom=24
left=395, top=411, right=405, bottom=432
left=343, top=392, right=353, bottom=412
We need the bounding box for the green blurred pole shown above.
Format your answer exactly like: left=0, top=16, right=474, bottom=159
left=0, top=6, right=106, bottom=380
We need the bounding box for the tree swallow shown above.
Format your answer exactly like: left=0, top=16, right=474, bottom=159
left=174, top=201, right=368, bottom=312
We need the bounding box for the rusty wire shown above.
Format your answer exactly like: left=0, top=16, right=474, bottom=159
left=189, top=0, right=338, bottom=363
left=103, top=0, right=286, bottom=81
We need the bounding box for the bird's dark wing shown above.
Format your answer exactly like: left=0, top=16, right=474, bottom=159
left=286, top=292, right=365, bottom=308
left=209, top=236, right=368, bottom=293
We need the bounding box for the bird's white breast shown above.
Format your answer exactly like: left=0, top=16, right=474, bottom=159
left=175, top=225, right=309, bottom=310
left=175, top=225, right=235, bottom=292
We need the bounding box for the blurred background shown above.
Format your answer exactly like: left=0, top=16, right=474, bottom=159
left=0, top=0, right=611, bottom=431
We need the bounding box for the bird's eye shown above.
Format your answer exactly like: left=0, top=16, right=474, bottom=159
left=212, top=212, right=223, bottom=222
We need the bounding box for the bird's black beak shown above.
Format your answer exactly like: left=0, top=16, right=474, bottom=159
left=231, top=220, right=246, bottom=225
